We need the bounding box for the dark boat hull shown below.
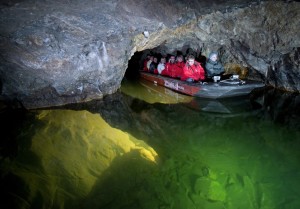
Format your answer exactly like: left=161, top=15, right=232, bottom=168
left=140, top=72, right=265, bottom=99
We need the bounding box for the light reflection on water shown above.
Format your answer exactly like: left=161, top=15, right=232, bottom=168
left=121, top=79, right=193, bottom=104
left=0, top=80, right=299, bottom=209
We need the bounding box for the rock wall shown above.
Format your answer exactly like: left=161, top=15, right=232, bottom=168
left=0, top=0, right=299, bottom=108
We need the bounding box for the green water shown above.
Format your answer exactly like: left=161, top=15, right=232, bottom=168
left=0, top=80, right=299, bottom=209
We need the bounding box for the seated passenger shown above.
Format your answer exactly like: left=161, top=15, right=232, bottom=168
left=142, top=54, right=151, bottom=71
left=157, top=57, right=167, bottom=75
left=166, top=55, right=177, bottom=78
left=181, top=55, right=205, bottom=82
left=174, top=55, right=185, bottom=79
left=149, top=57, right=158, bottom=74
left=205, top=52, right=225, bottom=79
left=146, top=55, right=154, bottom=72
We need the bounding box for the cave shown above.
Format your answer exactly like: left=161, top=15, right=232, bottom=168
left=0, top=0, right=299, bottom=109
left=1, top=1, right=300, bottom=209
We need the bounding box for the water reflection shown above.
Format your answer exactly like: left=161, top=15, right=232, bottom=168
left=121, top=79, right=192, bottom=104
left=0, top=81, right=299, bottom=209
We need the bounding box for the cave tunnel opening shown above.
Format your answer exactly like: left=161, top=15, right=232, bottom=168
left=124, top=46, right=208, bottom=81
left=123, top=37, right=274, bottom=86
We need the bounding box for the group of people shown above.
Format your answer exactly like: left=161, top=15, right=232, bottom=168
left=142, top=51, right=225, bottom=83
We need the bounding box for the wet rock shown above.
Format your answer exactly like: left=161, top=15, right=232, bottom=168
left=0, top=0, right=299, bottom=108
left=267, top=47, right=300, bottom=92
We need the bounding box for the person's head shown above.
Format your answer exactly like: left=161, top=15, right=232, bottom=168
left=176, top=55, right=184, bottom=63
left=187, top=55, right=195, bottom=65
left=169, top=55, right=176, bottom=63
left=160, top=57, right=166, bottom=64
left=186, top=48, right=195, bottom=56
left=209, top=52, right=218, bottom=62
left=153, top=57, right=158, bottom=63
left=149, top=56, right=154, bottom=61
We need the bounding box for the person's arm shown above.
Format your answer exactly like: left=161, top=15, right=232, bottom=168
left=149, top=63, right=155, bottom=73
left=214, top=62, right=224, bottom=74
left=180, top=65, right=188, bottom=81
left=205, top=62, right=214, bottom=77
left=198, top=65, right=206, bottom=80
left=220, top=63, right=225, bottom=73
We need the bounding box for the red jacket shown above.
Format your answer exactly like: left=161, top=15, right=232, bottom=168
left=143, top=59, right=149, bottom=72
left=181, top=61, right=205, bottom=81
left=166, top=62, right=177, bottom=78
left=160, top=69, right=169, bottom=76
left=174, top=62, right=185, bottom=78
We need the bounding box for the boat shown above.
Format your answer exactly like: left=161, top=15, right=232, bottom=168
left=139, top=71, right=265, bottom=99
left=137, top=78, right=264, bottom=115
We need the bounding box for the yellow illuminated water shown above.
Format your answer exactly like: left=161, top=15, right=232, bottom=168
left=0, top=80, right=299, bottom=209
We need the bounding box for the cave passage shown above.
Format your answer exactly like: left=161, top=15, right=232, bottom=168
left=124, top=47, right=208, bottom=81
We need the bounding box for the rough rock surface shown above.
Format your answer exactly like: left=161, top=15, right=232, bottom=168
left=0, top=0, right=299, bottom=108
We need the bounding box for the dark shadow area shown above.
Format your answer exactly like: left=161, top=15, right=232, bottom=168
left=0, top=101, right=29, bottom=160
left=261, top=88, right=300, bottom=130
left=0, top=103, right=44, bottom=209
left=80, top=150, right=160, bottom=209
left=0, top=0, right=26, bottom=8
left=124, top=51, right=144, bottom=80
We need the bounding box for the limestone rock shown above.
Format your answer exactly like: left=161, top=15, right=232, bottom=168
left=0, top=0, right=299, bottom=108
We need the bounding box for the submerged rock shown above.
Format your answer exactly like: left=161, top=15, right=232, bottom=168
left=0, top=109, right=158, bottom=209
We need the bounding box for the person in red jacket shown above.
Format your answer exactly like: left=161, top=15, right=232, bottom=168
left=174, top=55, right=185, bottom=79
left=166, top=55, right=177, bottom=78
left=142, top=54, right=151, bottom=72
left=181, top=55, right=205, bottom=82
